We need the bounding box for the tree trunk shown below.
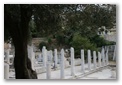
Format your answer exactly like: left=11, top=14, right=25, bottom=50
left=14, top=40, right=37, bottom=79
left=4, top=5, right=37, bottom=79
left=13, top=5, right=37, bottom=79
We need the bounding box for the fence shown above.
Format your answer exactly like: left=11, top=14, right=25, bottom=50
left=4, top=45, right=116, bottom=79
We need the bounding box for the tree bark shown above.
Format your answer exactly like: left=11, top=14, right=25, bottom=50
left=14, top=40, right=37, bottom=79
left=4, top=5, right=37, bottom=79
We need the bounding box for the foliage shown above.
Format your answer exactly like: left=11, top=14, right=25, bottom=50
left=70, top=33, right=98, bottom=58
left=33, top=5, right=65, bottom=37
left=62, top=4, right=116, bottom=39
left=55, top=34, right=65, bottom=46
left=48, top=37, right=52, bottom=44
left=4, top=28, right=11, bottom=42
left=29, top=19, right=40, bottom=38
left=89, top=35, right=116, bottom=47
left=38, top=42, right=48, bottom=50
left=4, top=4, right=116, bottom=56
left=4, top=4, right=116, bottom=41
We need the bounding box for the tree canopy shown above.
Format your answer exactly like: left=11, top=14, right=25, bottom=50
left=5, top=4, right=116, bottom=42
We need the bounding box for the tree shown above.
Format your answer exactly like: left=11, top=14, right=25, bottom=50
left=4, top=5, right=38, bottom=79
left=4, top=4, right=65, bottom=79
left=62, top=4, right=116, bottom=38
left=56, top=4, right=116, bottom=48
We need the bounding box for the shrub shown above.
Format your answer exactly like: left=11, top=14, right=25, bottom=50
left=48, top=38, right=52, bottom=44
left=90, top=35, right=116, bottom=47
left=70, top=33, right=98, bottom=58
left=56, top=35, right=65, bottom=45
left=38, top=42, right=48, bottom=51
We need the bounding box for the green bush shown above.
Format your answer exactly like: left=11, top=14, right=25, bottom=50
left=38, top=42, right=48, bottom=50
left=48, top=38, right=52, bottom=44
left=70, top=33, right=98, bottom=58
left=56, top=35, right=65, bottom=45
left=90, top=35, right=116, bottom=47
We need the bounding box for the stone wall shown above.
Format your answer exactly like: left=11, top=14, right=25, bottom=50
left=32, top=38, right=48, bottom=47
left=103, top=34, right=116, bottom=42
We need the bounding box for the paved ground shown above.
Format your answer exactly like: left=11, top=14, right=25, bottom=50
left=75, top=66, right=116, bottom=79
left=37, top=61, right=116, bottom=79
left=8, top=61, right=116, bottom=79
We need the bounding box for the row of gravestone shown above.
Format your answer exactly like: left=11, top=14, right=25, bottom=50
left=27, top=45, right=117, bottom=79
left=4, top=45, right=116, bottom=69
left=37, top=47, right=109, bottom=79
left=4, top=45, right=116, bottom=79
left=27, top=46, right=108, bottom=76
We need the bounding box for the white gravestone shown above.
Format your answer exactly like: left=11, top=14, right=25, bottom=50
left=101, top=47, right=105, bottom=66
left=50, top=50, right=53, bottom=62
left=28, top=45, right=35, bottom=69
left=71, top=47, right=75, bottom=76
left=54, top=49, right=58, bottom=68
left=106, top=47, right=109, bottom=65
left=38, top=53, right=42, bottom=62
left=4, top=63, right=9, bottom=79
left=30, top=46, right=35, bottom=70
left=60, top=49, right=65, bottom=79
left=46, top=62, right=51, bottom=79
left=5, top=49, right=10, bottom=63
left=81, top=49, right=85, bottom=73
left=93, top=51, right=97, bottom=70
left=42, top=46, right=47, bottom=67
left=113, top=45, right=116, bottom=60
left=98, top=52, right=102, bottom=67
left=88, top=50, right=91, bottom=71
